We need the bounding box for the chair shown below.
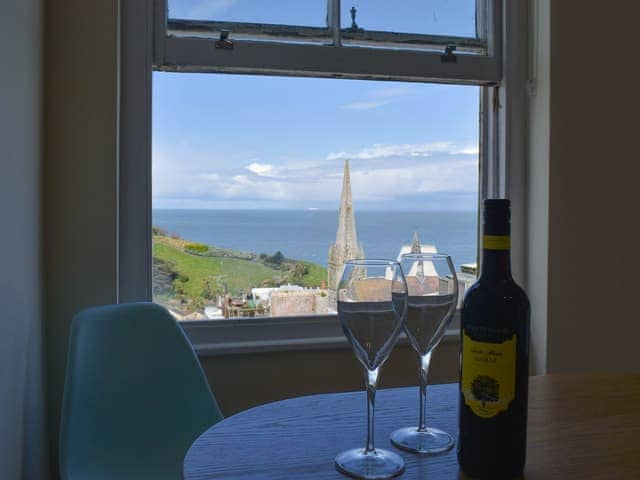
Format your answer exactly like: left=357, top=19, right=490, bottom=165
left=59, top=302, right=223, bottom=479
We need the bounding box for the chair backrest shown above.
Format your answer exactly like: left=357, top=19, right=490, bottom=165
left=60, top=302, right=223, bottom=479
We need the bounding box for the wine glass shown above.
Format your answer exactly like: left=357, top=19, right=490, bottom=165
left=335, top=260, right=408, bottom=480
left=390, top=253, right=458, bottom=455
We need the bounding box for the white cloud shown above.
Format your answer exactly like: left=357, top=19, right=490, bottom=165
left=327, top=142, right=458, bottom=161
left=245, top=162, right=276, bottom=177
left=351, top=161, right=478, bottom=197
left=152, top=148, right=231, bottom=198
left=153, top=140, right=479, bottom=209
left=451, top=145, right=480, bottom=155
left=224, top=175, right=295, bottom=201
left=207, top=159, right=477, bottom=207
left=341, top=100, right=393, bottom=111
left=232, top=174, right=251, bottom=184
left=340, top=85, right=411, bottom=111
left=199, top=173, right=220, bottom=181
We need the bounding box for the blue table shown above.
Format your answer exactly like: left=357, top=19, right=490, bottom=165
left=183, top=375, right=640, bottom=479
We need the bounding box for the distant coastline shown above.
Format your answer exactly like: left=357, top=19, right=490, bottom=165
left=152, top=208, right=478, bottom=269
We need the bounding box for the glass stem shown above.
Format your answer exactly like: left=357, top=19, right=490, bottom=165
left=364, top=367, right=379, bottom=454
left=418, top=351, right=432, bottom=432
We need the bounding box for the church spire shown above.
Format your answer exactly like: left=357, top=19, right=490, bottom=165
left=328, top=160, right=365, bottom=292
left=334, top=160, right=358, bottom=247
left=410, top=231, right=421, bottom=253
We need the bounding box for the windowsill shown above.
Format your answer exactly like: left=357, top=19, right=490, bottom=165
left=181, top=311, right=461, bottom=356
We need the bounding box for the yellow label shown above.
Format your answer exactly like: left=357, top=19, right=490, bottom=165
left=483, top=235, right=511, bottom=250
left=461, top=332, right=516, bottom=418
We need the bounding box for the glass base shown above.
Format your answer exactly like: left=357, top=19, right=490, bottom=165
left=390, top=426, right=454, bottom=455
left=335, top=448, right=405, bottom=479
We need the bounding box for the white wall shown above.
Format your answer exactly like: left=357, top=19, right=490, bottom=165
left=527, top=0, right=550, bottom=374
left=545, top=1, right=640, bottom=372
left=0, top=0, right=47, bottom=478
left=44, top=0, right=120, bottom=473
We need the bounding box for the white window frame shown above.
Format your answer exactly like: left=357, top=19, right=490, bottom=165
left=118, top=0, right=526, bottom=356
left=154, top=0, right=501, bottom=82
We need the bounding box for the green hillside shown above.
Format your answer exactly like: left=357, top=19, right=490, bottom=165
left=152, top=233, right=328, bottom=314
left=154, top=242, right=278, bottom=297
left=298, top=261, right=326, bottom=287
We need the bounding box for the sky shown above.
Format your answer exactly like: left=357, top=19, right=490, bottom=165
left=154, top=1, right=479, bottom=211
left=168, top=0, right=477, bottom=37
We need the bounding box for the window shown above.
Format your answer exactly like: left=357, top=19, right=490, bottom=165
left=154, top=1, right=500, bottom=80
left=120, top=0, right=524, bottom=353
left=152, top=74, right=479, bottom=320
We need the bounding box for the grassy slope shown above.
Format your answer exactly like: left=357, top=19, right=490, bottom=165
left=299, top=262, right=327, bottom=287
left=153, top=241, right=327, bottom=297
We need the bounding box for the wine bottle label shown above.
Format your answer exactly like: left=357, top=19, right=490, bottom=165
left=461, top=331, right=516, bottom=418
left=482, top=235, right=510, bottom=250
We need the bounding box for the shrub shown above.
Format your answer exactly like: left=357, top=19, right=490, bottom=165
left=201, top=277, right=222, bottom=300
left=152, top=256, right=178, bottom=295
left=288, top=263, right=309, bottom=284
left=192, top=297, right=205, bottom=311
left=185, top=242, right=209, bottom=253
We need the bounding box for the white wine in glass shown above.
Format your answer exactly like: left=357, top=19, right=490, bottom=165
left=390, top=253, right=458, bottom=455
left=335, top=259, right=408, bottom=479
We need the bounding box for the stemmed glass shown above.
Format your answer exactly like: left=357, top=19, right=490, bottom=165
left=335, top=260, right=408, bottom=480
left=390, top=253, right=458, bottom=455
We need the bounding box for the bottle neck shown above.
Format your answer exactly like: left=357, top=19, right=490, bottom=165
left=479, top=230, right=512, bottom=281
left=481, top=248, right=512, bottom=281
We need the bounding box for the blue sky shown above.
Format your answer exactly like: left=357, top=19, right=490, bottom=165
left=154, top=1, right=479, bottom=211
left=168, top=0, right=477, bottom=37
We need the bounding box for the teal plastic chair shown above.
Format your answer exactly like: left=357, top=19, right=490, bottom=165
left=60, top=302, right=223, bottom=479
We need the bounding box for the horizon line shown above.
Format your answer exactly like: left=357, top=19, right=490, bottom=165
left=151, top=207, right=477, bottom=212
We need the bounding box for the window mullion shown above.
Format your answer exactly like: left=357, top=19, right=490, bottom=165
left=153, top=0, right=168, bottom=66
left=120, top=0, right=154, bottom=302
left=476, top=0, right=487, bottom=41
left=328, top=0, right=341, bottom=46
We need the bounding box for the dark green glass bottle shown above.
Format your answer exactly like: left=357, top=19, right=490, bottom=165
left=458, top=199, right=530, bottom=479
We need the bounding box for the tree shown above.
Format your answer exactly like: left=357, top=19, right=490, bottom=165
left=269, top=251, right=285, bottom=266
left=288, top=263, right=309, bottom=284
left=152, top=256, right=178, bottom=296
left=201, top=277, right=222, bottom=300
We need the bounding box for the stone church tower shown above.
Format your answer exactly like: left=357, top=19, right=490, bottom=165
left=328, top=160, right=365, bottom=291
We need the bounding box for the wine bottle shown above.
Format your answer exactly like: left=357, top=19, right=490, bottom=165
left=457, top=199, right=530, bottom=479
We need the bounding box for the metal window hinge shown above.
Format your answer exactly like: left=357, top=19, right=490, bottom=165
left=441, top=44, right=457, bottom=63
left=215, top=30, right=234, bottom=50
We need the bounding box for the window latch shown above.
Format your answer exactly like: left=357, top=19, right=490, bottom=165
left=441, top=44, right=457, bottom=63
left=215, top=30, right=234, bottom=50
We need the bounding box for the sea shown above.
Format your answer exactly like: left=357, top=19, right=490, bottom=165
left=153, top=209, right=478, bottom=270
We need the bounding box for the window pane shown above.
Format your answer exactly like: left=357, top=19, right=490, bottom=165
left=342, top=0, right=477, bottom=38
left=168, top=0, right=327, bottom=27
left=153, top=73, right=479, bottom=320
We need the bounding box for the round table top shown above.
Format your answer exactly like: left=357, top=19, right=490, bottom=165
left=184, top=374, right=640, bottom=480
left=183, top=383, right=459, bottom=480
